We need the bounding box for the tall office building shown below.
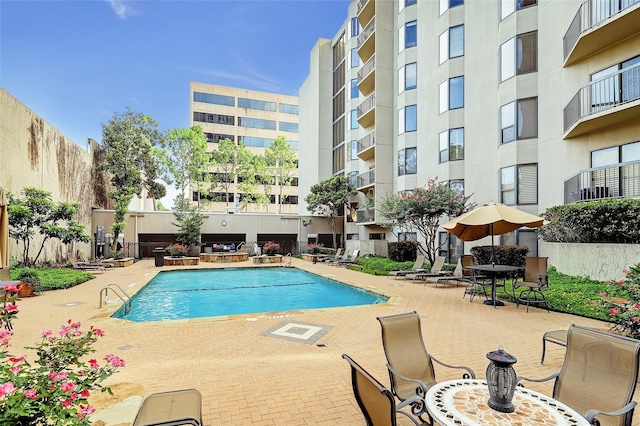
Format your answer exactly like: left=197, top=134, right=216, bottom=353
left=299, top=0, right=640, bottom=259
left=190, top=82, right=300, bottom=214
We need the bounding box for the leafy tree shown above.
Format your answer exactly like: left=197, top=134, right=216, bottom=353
left=265, top=136, right=297, bottom=213
left=209, top=139, right=251, bottom=207
left=157, top=125, right=210, bottom=209
left=235, top=151, right=261, bottom=212
left=171, top=198, right=204, bottom=250
left=379, top=177, right=474, bottom=266
left=305, top=175, right=356, bottom=249
left=99, top=108, right=164, bottom=250
left=254, top=155, right=274, bottom=213
left=7, top=187, right=91, bottom=266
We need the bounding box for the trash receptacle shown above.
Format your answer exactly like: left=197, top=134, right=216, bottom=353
left=153, top=247, right=165, bottom=267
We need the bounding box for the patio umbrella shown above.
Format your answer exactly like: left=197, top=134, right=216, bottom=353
left=0, top=186, right=8, bottom=270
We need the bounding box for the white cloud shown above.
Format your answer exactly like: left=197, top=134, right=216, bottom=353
left=105, top=0, right=133, bottom=19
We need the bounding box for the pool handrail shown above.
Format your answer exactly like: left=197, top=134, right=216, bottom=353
left=280, top=253, right=292, bottom=268
left=99, top=283, right=132, bottom=314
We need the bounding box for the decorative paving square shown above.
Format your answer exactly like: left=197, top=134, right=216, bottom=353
left=261, top=321, right=333, bottom=345
left=55, top=301, right=86, bottom=307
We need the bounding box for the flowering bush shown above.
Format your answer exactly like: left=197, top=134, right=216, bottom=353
left=111, top=248, right=127, bottom=260
left=305, top=243, right=324, bottom=255
left=600, top=263, right=640, bottom=339
left=262, top=241, right=280, bottom=256
left=0, top=292, right=125, bottom=425
left=165, top=243, right=190, bottom=257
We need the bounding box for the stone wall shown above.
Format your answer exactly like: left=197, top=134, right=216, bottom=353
left=540, top=241, right=640, bottom=281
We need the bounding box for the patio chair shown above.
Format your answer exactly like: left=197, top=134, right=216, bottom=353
left=423, top=257, right=463, bottom=287
left=404, top=256, right=445, bottom=282
left=518, top=324, right=640, bottom=426
left=512, top=256, right=549, bottom=312
left=387, top=253, right=426, bottom=280
left=461, top=254, right=492, bottom=301
left=324, top=248, right=344, bottom=263
left=342, top=354, right=429, bottom=426
left=333, top=249, right=360, bottom=267
left=377, top=311, right=475, bottom=425
left=68, top=257, right=105, bottom=274
left=541, top=329, right=568, bottom=364
left=132, top=388, right=203, bottom=426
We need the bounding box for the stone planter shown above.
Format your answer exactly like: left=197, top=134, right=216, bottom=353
left=200, top=252, right=249, bottom=263
left=252, top=255, right=283, bottom=264
left=102, top=257, right=134, bottom=267
left=301, top=254, right=327, bottom=263
left=163, top=257, right=200, bottom=266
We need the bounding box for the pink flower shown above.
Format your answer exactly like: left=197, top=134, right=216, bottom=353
left=634, top=317, right=639, bottom=323
left=600, top=292, right=607, bottom=297
left=93, top=328, right=104, bottom=337
left=89, top=359, right=99, bottom=369
left=77, top=404, right=95, bottom=419
left=62, top=399, right=73, bottom=408
left=623, top=268, right=628, bottom=273
left=42, top=330, right=52, bottom=337
left=9, top=356, right=25, bottom=363
left=70, top=321, right=81, bottom=329
left=0, top=382, right=17, bottom=397
left=23, top=389, right=37, bottom=399
left=61, top=381, right=75, bottom=392
left=610, top=308, right=620, bottom=315
left=3, top=283, right=19, bottom=293
left=4, top=304, right=18, bottom=313
left=618, top=279, right=625, bottom=285
left=58, top=326, right=70, bottom=336
left=81, top=389, right=91, bottom=398
left=104, top=354, right=126, bottom=367
left=10, top=365, right=21, bottom=374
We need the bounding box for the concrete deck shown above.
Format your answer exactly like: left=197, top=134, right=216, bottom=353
left=6, top=258, right=637, bottom=426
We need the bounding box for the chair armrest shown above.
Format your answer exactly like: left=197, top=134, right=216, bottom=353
left=584, top=401, right=637, bottom=425
left=516, top=372, right=559, bottom=385
left=429, top=355, right=476, bottom=379
left=386, top=363, right=429, bottom=396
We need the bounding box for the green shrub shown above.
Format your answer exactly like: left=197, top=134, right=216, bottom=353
left=539, top=198, right=640, bottom=243
left=10, top=267, right=94, bottom=291
left=387, top=241, right=418, bottom=262
left=470, top=245, right=529, bottom=267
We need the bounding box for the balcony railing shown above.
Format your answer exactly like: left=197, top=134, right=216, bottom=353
left=357, top=16, right=375, bottom=48
left=357, top=0, right=369, bottom=13
left=357, top=131, right=375, bottom=154
left=563, top=63, right=640, bottom=132
left=358, top=54, right=375, bottom=83
left=357, top=169, right=375, bottom=189
left=564, top=0, right=640, bottom=60
left=357, top=93, right=376, bottom=119
left=564, top=160, right=640, bottom=204
left=356, top=207, right=375, bottom=223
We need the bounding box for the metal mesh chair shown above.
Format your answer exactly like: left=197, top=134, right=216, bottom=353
left=377, top=311, right=475, bottom=425
left=132, top=389, right=202, bottom=426
left=518, top=324, right=640, bottom=426
left=514, top=256, right=549, bottom=312
left=342, top=354, right=428, bottom=426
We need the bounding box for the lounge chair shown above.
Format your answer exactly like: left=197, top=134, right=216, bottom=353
left=342, top=354, right=429, bottom=426
left=377, top=311, right=475, bottom=425
left=518, top=324, right=640, bottom=426
left=513, top=256, right=549, bottom=312
left=68, top=257, right=105, bottom=274
left=333, top=249, right=360, bottom=267
left=404, top=256, right=445, bottom=281
left=387, top=254, right=426, bottom=280
left=421, top=258, right=463, bottom=287
left=323, top=248, right=344, bottom=264
left=132, top=388, right=203, bottom=426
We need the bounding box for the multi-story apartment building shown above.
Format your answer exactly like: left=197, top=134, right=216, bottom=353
left=299, top=0, right=640, bottom=260
left=190, top=82, right=300, bottom=214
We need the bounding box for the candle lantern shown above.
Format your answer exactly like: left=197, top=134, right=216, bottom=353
left=486, top=346, right=518, bottom=413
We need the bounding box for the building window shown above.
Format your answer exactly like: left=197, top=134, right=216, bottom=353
left=238, top=98, right=276, bottom=112
left=348, top=140, right=358, bottom=160
left=398, top=232, right=417, bottom=241
left=350, top=109, right=359, bottom=129
left=238, top=117, right=276, bottom=130
left=399, top=105, right=417, bottom=133
left=205, top=133, right=235, bottom=143
left=351, top=17, right=360, bottom=37
left=440, top=0, right=464, bottom=15
left=398, top=147, right=417, bottom=176
left=333, top=144, right=345, bottom=174
left=439, top=76, right=464, bottom=113
left=590, top=55, right=640, bottom=113
left=281, top=195, right=299, bottom=205
left=405, top=0, right=417, bottom=6
left=439, top=25, right=464, bottom=64
left=193, top=112, right=235, bottom=125
left=500, top=97, right=538, bottom=143
left=501, top=0, right=536, bottom=20
left=279, top=122, right=298, bottom=133
left=346, top=233, right=359, bottom=240
left=400, top=21, right=417, bottom=50
left=369, top=233, right=386, bottom=240
left=279, top=103, right=299, bottom=115
left=500, top=31, right=537, bottom=82
left=399, top=63, right=417, bottom=92
left=438, top=232, right=463, bottom=264
left=348, top=171, right=358, bottom=188
left=193, top=92, right=235, bottom=106
left=500, top=164, right=538, bottom=205
left=350, top=48, right=359, bottom=68
left=438, top=128, right=464, bottom=162
left=350, top=79, right=359, bottom=99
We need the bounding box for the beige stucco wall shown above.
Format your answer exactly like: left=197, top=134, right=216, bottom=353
left=540, top=241, right=640, bottom=281
left=0, top=88, right=101, bottom=264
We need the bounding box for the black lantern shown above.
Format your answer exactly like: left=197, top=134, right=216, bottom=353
left=486, top=347, right=518, bottom=413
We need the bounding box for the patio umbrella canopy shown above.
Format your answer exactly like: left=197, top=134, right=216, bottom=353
left=0, top=186, right=8, bottom=269
left=442, top=202, right=546, bottom=242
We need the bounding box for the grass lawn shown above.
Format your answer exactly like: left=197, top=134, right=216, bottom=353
left=9, top=267, right=95, bottom=292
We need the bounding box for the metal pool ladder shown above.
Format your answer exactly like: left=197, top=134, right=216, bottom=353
left=99, top=283, right=132, bottom=314
left=280, top=253, right=292, bottom=268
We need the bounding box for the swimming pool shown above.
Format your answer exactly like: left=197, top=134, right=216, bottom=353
left=113, top=268, right=387, bottom=322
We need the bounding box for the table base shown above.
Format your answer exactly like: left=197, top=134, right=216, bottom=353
left=484, top=299, right=505, bottom=306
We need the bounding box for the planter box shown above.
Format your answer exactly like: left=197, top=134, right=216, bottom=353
left=102, top=257, right=134, bottom=267
left=252, top=255, right=283, bottom=264
left=301, top=254, right=328, bottom=262
left=200, top=252, right=249, bottom=263
left=163, top=257, right=200, bottom=266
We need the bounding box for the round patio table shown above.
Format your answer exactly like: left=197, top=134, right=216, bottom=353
left=466, top=265, right=521, bottom=307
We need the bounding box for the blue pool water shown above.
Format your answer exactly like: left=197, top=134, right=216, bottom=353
left=113, top=268, right=387, bottom=322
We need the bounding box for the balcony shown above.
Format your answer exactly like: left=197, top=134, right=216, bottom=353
left=357, top=16, right=375, bottom=63
left=356, top=207, right=375, bottom=224
left=357, top=0, right=375, bottom=28
left=357, top=54, right=376, bottom=96
left=357, top=131, right=375, bottom=161
left=357, top=169, right=375, bottom=192
left=563, top=0, right=640, bottom=66
left=357, top=92, right=376, bottom=129
left=563, top=63, right=640, bottom=138
left=564, top=160, right=640, bottom=203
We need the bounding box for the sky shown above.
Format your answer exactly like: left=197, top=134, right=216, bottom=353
left=1, top=0, right=351, bottom=204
